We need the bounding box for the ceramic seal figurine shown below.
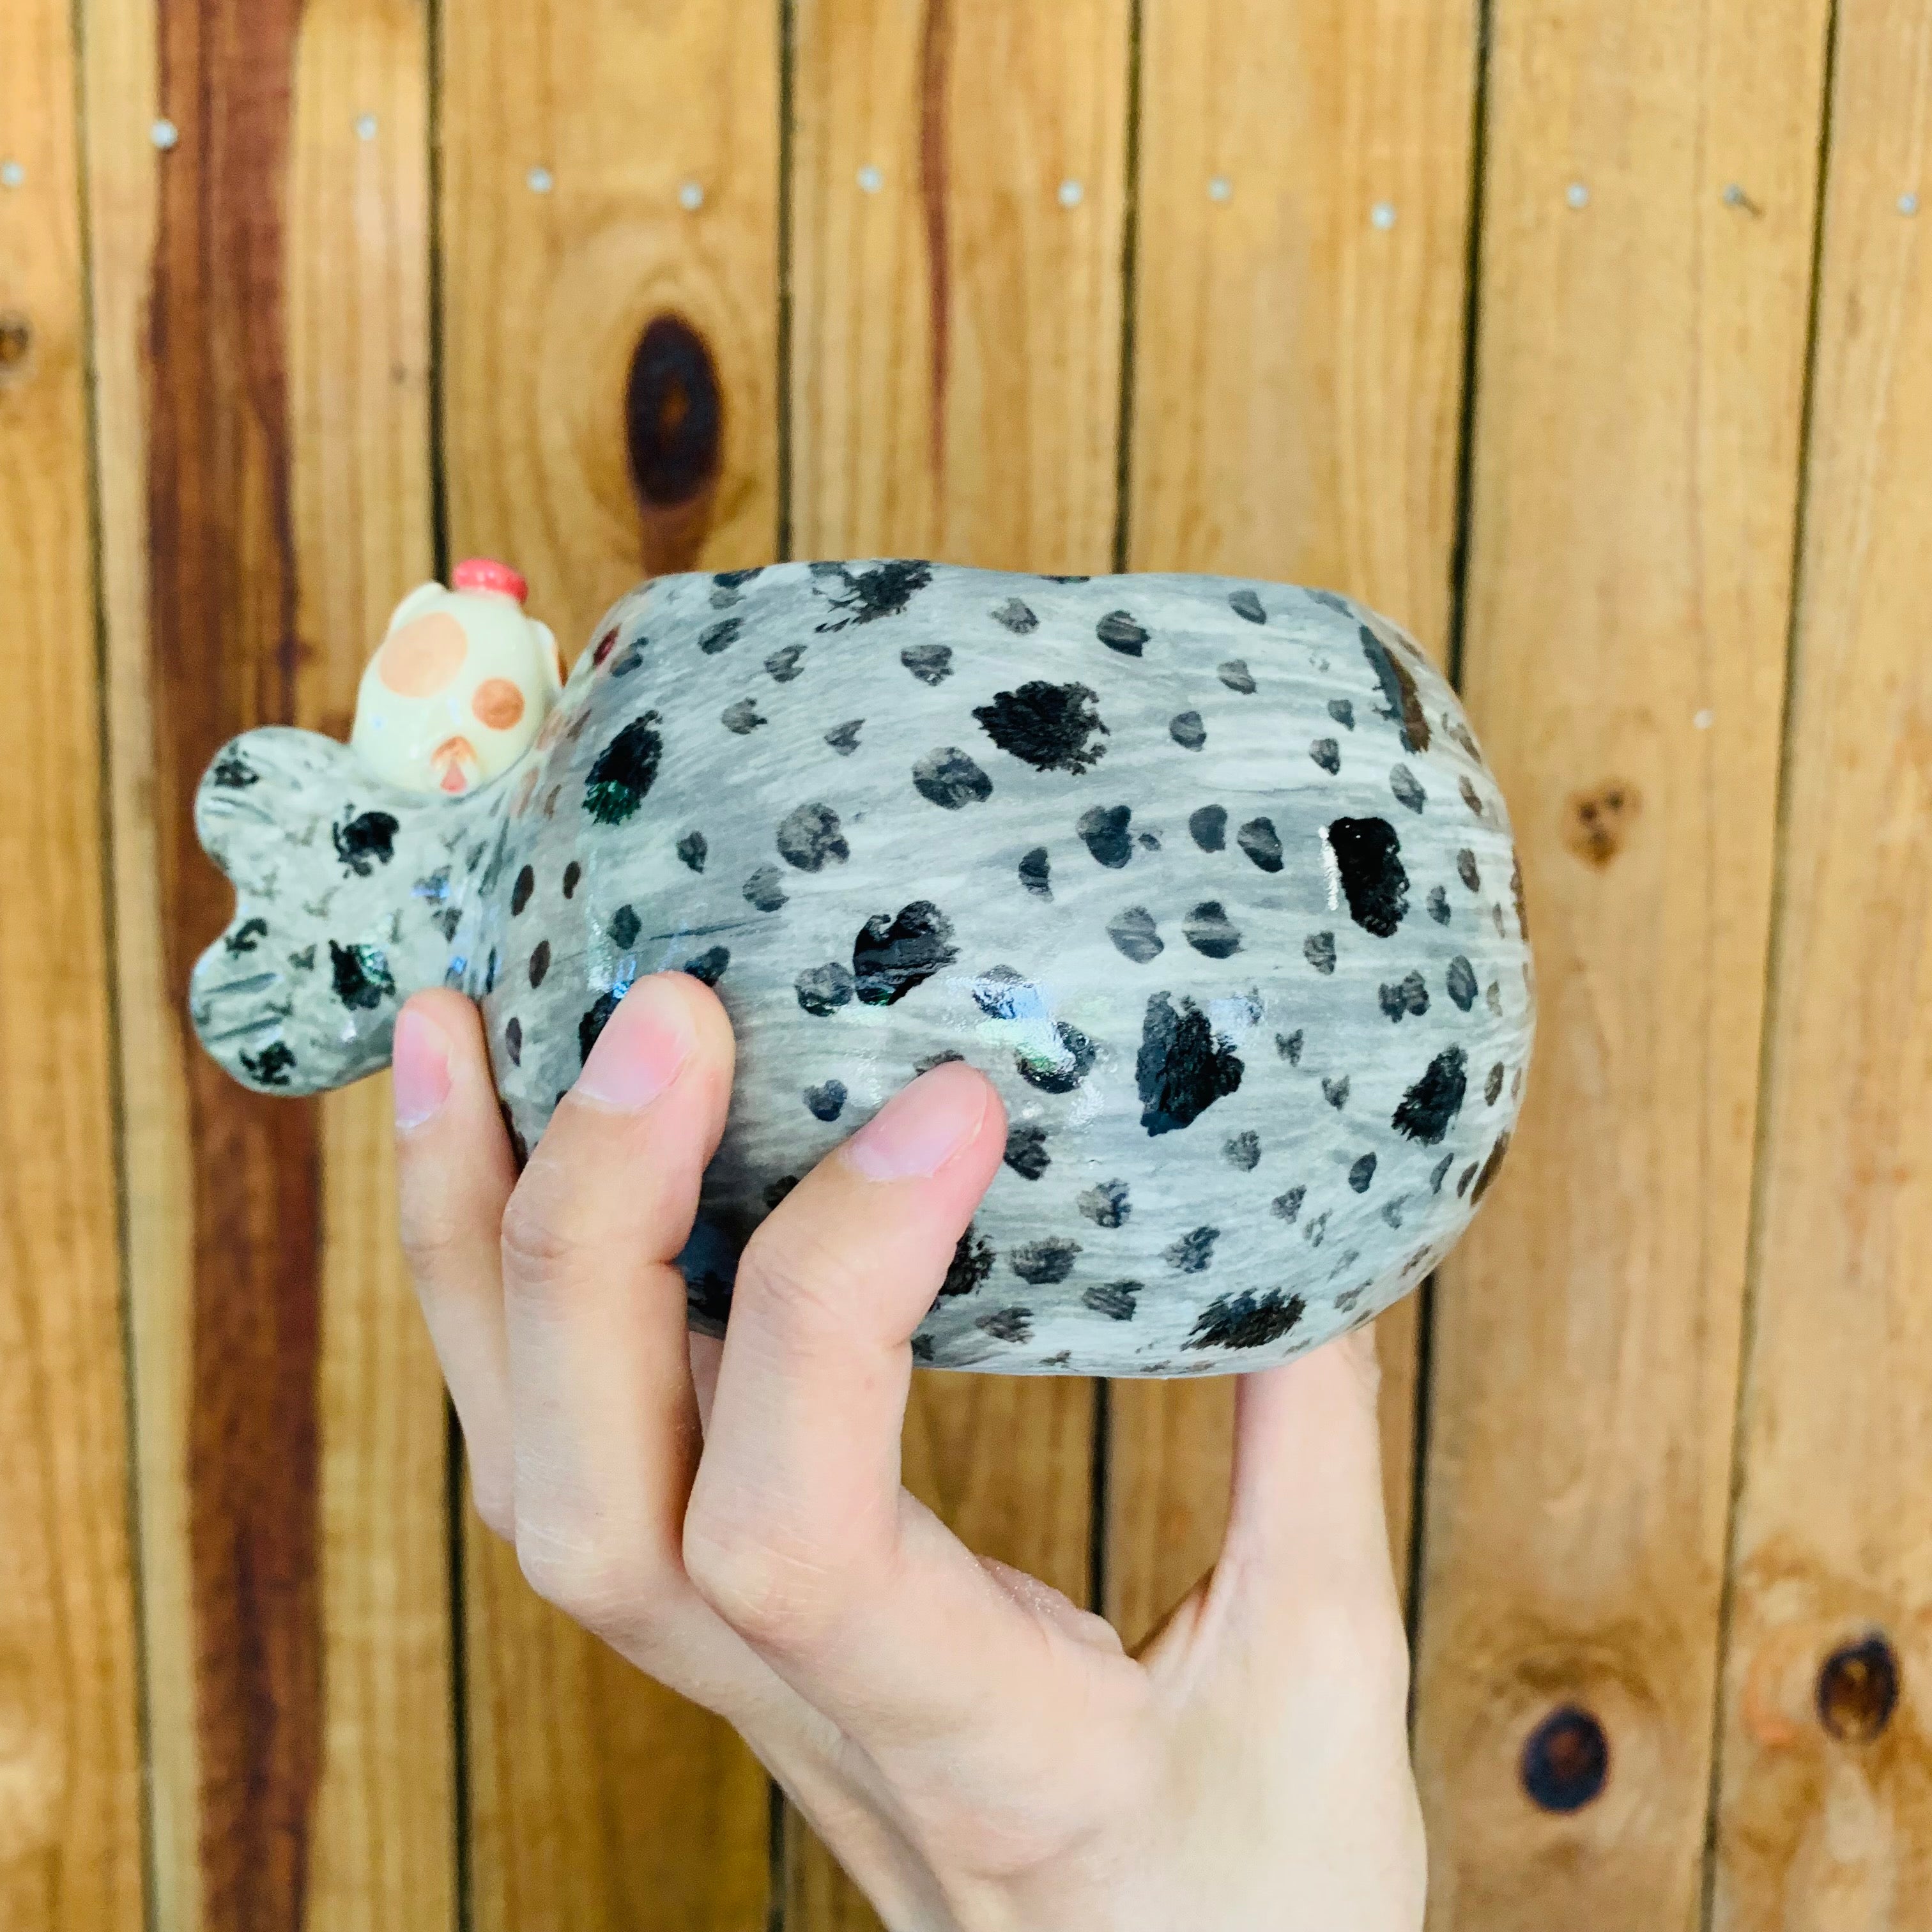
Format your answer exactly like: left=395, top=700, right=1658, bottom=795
left=192, top=560, right=1533, bottom=1376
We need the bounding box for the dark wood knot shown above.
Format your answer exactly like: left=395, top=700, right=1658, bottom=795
left=1816, top=1634, right=1899, bottom=1744
left=1563, top=781, right=1640, bottom=867
left=1521, top=1703, right=1610, bottom=1813
left=0, top=312, right=31, bottom=376
left=625, top=312, right=721, bottom=510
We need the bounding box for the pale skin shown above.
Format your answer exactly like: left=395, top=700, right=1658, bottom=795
left=392, top=972, right=1427, bottom=1931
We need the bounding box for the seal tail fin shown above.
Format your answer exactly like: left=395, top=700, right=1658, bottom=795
left=190, top=726, right=479, bottom=1096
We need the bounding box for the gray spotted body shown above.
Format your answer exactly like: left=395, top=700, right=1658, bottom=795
left=192, top=563, right=1533, bottom=1374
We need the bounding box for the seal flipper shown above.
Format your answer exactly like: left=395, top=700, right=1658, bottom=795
left=191, top=726, right=491, bottom=1095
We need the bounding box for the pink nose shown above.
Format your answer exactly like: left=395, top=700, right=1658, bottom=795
left=453, top=557, right=528, bottom=604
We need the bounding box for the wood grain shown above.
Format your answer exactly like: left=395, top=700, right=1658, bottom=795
left=0, top=1, right=146, bottom=1926
left=439, top=4, right=783, bottom=1926
left=1710, top=5, right=1932, bottom=1923
left=1409, top=2, right=1831, bottom=1926
left=287, top=5, right=456, bottom=1927
left=784, top=2, right=1130, bottom=1921
left=1111, top=0, right=1479, bottom=1649
left=83, top=0, right=456, bottom=1924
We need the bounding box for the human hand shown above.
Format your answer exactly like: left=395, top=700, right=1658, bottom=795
left=391, top=973, right=1425, bottom=1931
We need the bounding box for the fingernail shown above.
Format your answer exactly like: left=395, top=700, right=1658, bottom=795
left=392, top=1006, right=452, bottom=1130
left=843, top=1063, right=989, bottom=1181
left=575, top=976, right=694, bottom=1111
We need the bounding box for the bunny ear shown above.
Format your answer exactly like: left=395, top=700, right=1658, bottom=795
left=385, top=580, right=447, bottom=632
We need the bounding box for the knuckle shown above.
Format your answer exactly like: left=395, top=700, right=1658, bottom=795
left=498, top=1178, right=581, bottom=1290
left=395, top=1185, right=470, bottom=1280
left=682, top=1518, right=845, bottom=1650
left=733, top=1229, right=859, bottom=1340
left=514, top=1525, right=649, bottom=1636
left=468, top=1477, right=516, bottom=1544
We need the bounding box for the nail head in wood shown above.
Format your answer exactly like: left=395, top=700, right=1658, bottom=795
left=526, top=165, right=555, bottom=194
left=151, top=118, right=180, bottom=151
left=0, top=161, right=22, bottom=189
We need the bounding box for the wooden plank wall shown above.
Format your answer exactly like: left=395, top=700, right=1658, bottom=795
left=20, top=0, right=1932, bottom=1927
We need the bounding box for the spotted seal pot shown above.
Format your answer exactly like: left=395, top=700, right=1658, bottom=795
left=191, top=560, right=1533, bottom=1376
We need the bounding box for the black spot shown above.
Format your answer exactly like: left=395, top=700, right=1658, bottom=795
left=329, top=941, right=394, bottom=1011
left=804, top=1080, right=848, bottom=1121
left=1457, top=1163, right=1478, bottom=1197
left=1229, top=587, right=1267, bottom=624
left=1225, top=1130, right=1261, bottom=1169
left=1077, top=1180, right=1131, bottom=1229
left=1489, top=980, right=1505, bottom=1016
left=608, top=641, right=647, bottom=678
left=610, top=905, right=641, bottom=949
left=1276, top=1029, right=1304, bottom=1065
left=677, top=830, right=708, bottom=873
left=992, top=597, right=1039, bottom=634
left=1190, top=805, right=1227, bottom=852
left=970, top=966, right=1035, bottom=1018
left=1010, top=1238, right=1080, bottom=1285
left=815, top=560, right=934, bottom=631
left=1082, top=1280, right=1140, bottom=1321
left=1097, top=610, right=1148, bottom=655
left=1427, top=885, right=1451, bottom=925
left=1446, top=716, right=1481, bottom=758
left=1349, top=1152, right=1378, bottom=1192
left=224, top=917, right=267, bottom=956
left=1018, top=847, right=1052, bottom=898
left=1305, top=931, right=1337, bottom=974
left=1237, top=818, right=1284, bottom=872
left=711, top=567, right=763, bottom=602
left=1432, top=1153, right=1455, bottom=1192
left=288, top=944, right=315, bottom=971
left=1137, top=992, right=1244, bottom=1136
left=240, top=1039, right=296, bottom=1085
left=977, top=1307, right=1033, bottom=1344
left=579, top=988, right=622, bottom=1062
left=795, top=962, right=855, bottom=1015
left=529, top=940, right=551, bottom=987
left=1394, top=1046, right=1468, bottom=1146
left=484, top=949, right=499, bottom=995
left=938, top=1227, right=995, bottom=1300
left=1217, top=659, right=1256, bottom=694
left=1485, top=1061, right=1505, bottom=1105
left=212, top=751, right=258, bottom=788
left=1457, top=848, right=1481, bottom=892
left=765, top=644, right=806, bottom=682
left=1390, top=765, right=1427, bottom=813
left=915, top=1050, right=965, bottom=1073
left=563, top=861, right=582, bottom=898
left=1170, top=711, right=1206, bottom=751
left=1107, top=906, right=1163, bottom=963
left=743, top=865, right=787, bottom=913
left=1078, top=805, right=1133, bottom=868
left=1310, top=738, right=1340, bottom=774
left=510, top=864, right=535, bottom=915
left=912, top=746, right=993, bottom=808
left=1183, top=901, right=1242, bottom=958
left=505, top=1016, right=523, bottom=1065
left=901, top=643, right=953, bottom=686
left=333, top=810, right=400, bottom=876
left=1004, top=1124, right=1050, bottom=1180
left=1521, top=1707, right=1609, bottom=1815
left=910, top=1335, right=935, bottom=1361
left=682, top=946, right=729, bottom=986
left=1164, top=1225, right=1219, bottom=1272
left=1447, top=956, right=1478, bottom=1011
left=1271, top=1186, right=1305, bottom=1224
left=1379, top=970, right=1429, bottom=1021
left=854, top=901, right=958, bottom=1006
left=585, top=714, right=663, bottom=824
left=763, top=1174, right=800, bottom=1209
left=721, top=698, right=765, bottom=735
left=1186, top=1289, right=1305, bottom=1351
left=1512, top=855, right=1529, bottom=938
left=1471, top=1131, right=1512, bottom=1202
left=1328, top=698, right=1355, bottom=730
left=776, top=801, right=850, bottom=871
left=1460, top=774, right=1489, bottom=820
left=825, top=718, right=864, bottom=756
left=1016, top=1021, right=1096, bottom=1094
left=973, top=681, right=1110, bottom=774
left=1360, top=625, right=1430, bottom=753
left=1137, top=831, right=1161, bottom=852
left=1323, top=1075, right=1350, bottom=1110
left=1326, top=816, right=1409, bottom=936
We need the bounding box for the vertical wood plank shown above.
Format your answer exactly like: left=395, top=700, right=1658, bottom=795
left=440, top=5, right=781, bottom=1926
left=1110, top=0, right=1478, bottom=1650
left=1711, top=6, right=1932, bottom=1923
left=0, top=1, right=147, bottom=1926
left=84, top=0, right=455, bottom=1924
left=1408, top=3, right=1830, bottom=1926
left=784, top=2, right=1130, bottom=1922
